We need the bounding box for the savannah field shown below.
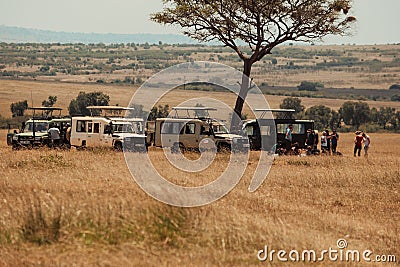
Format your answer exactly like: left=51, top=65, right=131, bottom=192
left=0, top=131, right=399, bottom=266
left=0, top=43, right=399, bottom=266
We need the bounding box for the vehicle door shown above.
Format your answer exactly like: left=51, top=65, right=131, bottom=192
left=289, top=123, right=307, bottom=148
left=86, top=121, right=101, bottom=146
left=199, top=123, right=215, bottom=150
left=244, top=121, right=260, bottom=150
left=71, top=119, right=88, bottom=147
left=101, top=122, right=113, bottom=147
left=179, top=122, right=197, bottom=149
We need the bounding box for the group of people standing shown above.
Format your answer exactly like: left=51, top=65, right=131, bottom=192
left=285, top=124, right=371, bottom=157
left=319, top=130, right=340, bottom=154
left=304, top=129, right=340, bottom=155
left=47, top=123, right=71, bottom=148
left=354, top=131, right=371, bottom=157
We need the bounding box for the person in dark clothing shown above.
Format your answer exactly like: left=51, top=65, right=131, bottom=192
left=354, top=131, right=363, bottom=157
left=331, top=130, right=339, bottom=154
left=284, top=124, right=293, bottom=154
left=313, top=130, right=319, bottom=152
left=305, top=129, right=315, bottom=155
left=325, top=130, right=331, bottom=155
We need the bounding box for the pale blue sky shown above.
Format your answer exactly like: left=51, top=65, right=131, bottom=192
left=0, top=0, right=399, bottom=44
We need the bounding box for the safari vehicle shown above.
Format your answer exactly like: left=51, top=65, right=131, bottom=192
left=243, top=109, right=315, bottom=151
left=8, top=107, right=71, bottom=149
left=70, top=106, right=146, bottom=151
left=152, top=107, right=249, bottom=153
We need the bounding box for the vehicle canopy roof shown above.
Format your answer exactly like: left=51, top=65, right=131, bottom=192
left=86, top=106, right=135, bottom=117
left=28, top=107, right=63, bottom=119
left=254, top=109, right=295, bottom=119
left=171, top=106, right=218, bottom=119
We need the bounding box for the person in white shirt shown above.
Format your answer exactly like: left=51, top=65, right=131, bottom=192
left=320, top=131, right=328, bottom=153
left=48, top=123, right=61, bottom=147
left=362, top=132, right=371, bottom=156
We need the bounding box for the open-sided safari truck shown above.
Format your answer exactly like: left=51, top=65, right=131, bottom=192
left=242, top=109, right=315, bottom=151
left=151, top=107, right=249, bottom=153
left=8, top=107, right=71, bottom=149
left=70, top=106, right=146, bottom=151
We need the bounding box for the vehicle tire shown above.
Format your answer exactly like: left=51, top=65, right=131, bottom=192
left=171, top=142, right=185, bottom=154
left=171, top=143, right=179, bottom=154
left=217, top=143, right=231, bottom=153
left=114, top=142, right=123, bottom=151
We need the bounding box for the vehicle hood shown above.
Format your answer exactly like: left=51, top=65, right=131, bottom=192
left=214, top=133, right=244, bottom=140
left=17, top=132, right=48, bottom=138
left=112, top=133, right=146, bottom=138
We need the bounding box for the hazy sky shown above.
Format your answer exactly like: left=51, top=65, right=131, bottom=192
left=0, top=0, right=399, bottom=44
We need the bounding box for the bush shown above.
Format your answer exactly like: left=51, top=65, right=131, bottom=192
left=297, top=81, right=322, bottom=91
left=389, top=84, right=400, bottom=90
left=391, top=94, right=400, bottom=101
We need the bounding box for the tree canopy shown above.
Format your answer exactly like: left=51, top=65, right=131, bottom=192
left=68, top=92, right=110, bottom=116
left=152, top=0, right=355, bottom=124
left=279, top=97, right=305, bottom=118
left=10, top=100, right=28, bottom=117
left=42, top=96, right=57, bottom=107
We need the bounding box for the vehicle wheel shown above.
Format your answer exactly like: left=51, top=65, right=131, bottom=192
left=171, top=143, right=178, bottom=154
left=179, top=143, right=186, bottom=154
left=217, top=143, right=231, bottom=153
left=114, top=142, right=123, bottom=151
left=171, top=142, right=184, bottom=154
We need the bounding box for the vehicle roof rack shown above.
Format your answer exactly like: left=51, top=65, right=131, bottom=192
left=28, top=107, right=63, bottom=120
left=28, top=107, right=63, bottom=111
left=87, top=106, right=135, bottom=111
left=171, top=106, right=217, bottom=119
left=254, top=109, right=296, bottom=119
left=86, top=106, right=135, bottom=117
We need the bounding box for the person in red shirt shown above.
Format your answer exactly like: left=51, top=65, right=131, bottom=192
left=354, top=131, right=364, bottom=157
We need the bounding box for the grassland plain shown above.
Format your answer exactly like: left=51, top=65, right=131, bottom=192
left=0, top=129, right=399, bottom=266
left=1, top=43, right=399, bottom=90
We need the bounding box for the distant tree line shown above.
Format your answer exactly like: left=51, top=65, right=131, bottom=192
left=280, top=97, right=400, bottom=132
left=5, top=94, right=399, bottom=133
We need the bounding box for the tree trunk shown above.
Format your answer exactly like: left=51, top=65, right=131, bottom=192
left=231, top=59, right=252, bottom=133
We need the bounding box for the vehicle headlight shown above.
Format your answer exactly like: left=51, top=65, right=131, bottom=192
left=13, top=136, right=18, bottom=140
left=35, top=137, right=41, bottom=141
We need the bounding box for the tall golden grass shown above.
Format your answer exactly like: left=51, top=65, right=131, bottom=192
left=0, top=130, right=399, bottom=266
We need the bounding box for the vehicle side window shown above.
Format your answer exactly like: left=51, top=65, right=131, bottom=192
left=88, top=122, right=93, bottom=133
left=200, top=125, right=212, bottom=135
left=245, top=125, right=254, bottom=136
left=161, top=122, right=184, bottom=134
left=76, top=120, right=86, bottom=133
left=185, top=123, right=195, bottom=134
left=93, top=123, right=100, bottom=133
left=260, top=126, right=271, bottom=136
left=104, top=124, right=112, bottom=134
left=276, top=123, right=305, bottom=134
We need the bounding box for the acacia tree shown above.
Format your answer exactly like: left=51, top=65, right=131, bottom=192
left=152, top=0, right=355, bottom=128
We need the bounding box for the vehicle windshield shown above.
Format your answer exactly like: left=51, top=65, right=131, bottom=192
left=212, top=124, right=229, bottom=134
left=112, top=122, right=144, bottom=134
left=23, top=122, right=49, bottom=133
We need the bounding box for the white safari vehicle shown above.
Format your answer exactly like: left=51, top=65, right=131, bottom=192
left=70, top=106, right=146, bottom=151
left=152, top=107, right=249, bottom=153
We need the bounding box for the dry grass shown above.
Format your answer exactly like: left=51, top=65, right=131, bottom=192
left=0, top=129, right=399, bottom=266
